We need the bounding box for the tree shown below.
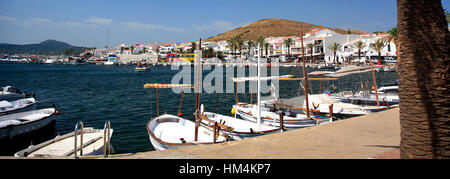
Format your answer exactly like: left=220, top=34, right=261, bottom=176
left=354, top=40, right=365, bottom=64
left=284, top=38, right=293, bottom=58
left=247, top=40, right=254, bottom=57
left=397, top=0, right=450, bottom=159
left=256, top=35, right=265, bottom=56
left=327, top=42, right=341, bottom=64
left=370, top=39, right=386, bottom=65
left=264, top=42, right=270, bottom=58
left=190, top=42, right=197, bottom=53
left=227, top=36, right=238, bottom=59
left=386, top=27, right=400, bottom=63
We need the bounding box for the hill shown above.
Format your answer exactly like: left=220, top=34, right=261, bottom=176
left=206, top=18, right=365, bottom=42
left=0, top=40, right=89, bottom=55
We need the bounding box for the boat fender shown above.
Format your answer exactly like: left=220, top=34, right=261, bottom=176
left=178, top=112, right=183, bottom=117
left=231, top=108, right=236, bottom=115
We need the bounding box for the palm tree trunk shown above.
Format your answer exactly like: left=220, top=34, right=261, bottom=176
left=397, top=0, right=450, bottom=159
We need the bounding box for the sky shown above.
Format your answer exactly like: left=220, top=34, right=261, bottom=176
left=0, top=0, right=448, bottom=48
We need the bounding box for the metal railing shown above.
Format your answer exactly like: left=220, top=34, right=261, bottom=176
left=103, top=121, right=111, bottom=158
left=74, top=121, right=84, bottom=159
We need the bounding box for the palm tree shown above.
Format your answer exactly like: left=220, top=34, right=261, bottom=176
left=370, top=39, right=386, bottom=65
left=354, top=40, right=365, bottom=64
left=190, top=42, right=197, bottom=53
left=307, top=43, right=314, bottom=63
left=236, top=38, right=244, bottom=58
left=247, top=40, right=254, bottom=57
left=256, top=35, right=265, bottom=56
left=284, top=38, right=293, bottom=58
left=264, top=42, right=270, bottom=58
left=327, top=42, right=341, bottom=64
left=386, top=27, right=400, bottom=63
left=397, top=0, right=450, bottom=159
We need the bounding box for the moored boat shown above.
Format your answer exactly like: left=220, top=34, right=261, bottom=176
left=0, top=106, right=58, bottom=140
left=199, top=106, right=282, bottom=140
left=0, top=97, right=36, bottom=115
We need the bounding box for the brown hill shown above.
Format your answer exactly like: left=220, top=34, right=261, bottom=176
left=205, top=18, right=365, bottom=42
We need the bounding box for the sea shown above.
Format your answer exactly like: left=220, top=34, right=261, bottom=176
left=0, top=63, right=397, bottom=156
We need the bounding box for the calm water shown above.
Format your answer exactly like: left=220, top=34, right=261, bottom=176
left=0, top=63, right=397, bottom=155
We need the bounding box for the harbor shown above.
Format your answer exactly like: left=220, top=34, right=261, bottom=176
left=0, top=63, right=398, bottom=157
left=0, top=0, right=448, bottom=162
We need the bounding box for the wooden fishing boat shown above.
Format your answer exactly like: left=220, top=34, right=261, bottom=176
left=15, top=121, right=113, bottom=158
left=232, top=29, right=334, bottom=128
left=0, top=97, right=36, bottom=115
left=144, top=83, right=233, bottom=151
left=0, top=106, right=58, bottom=140
left=146, top=39, right=235, bottom=151
left=198, top=109, right=282, bottom=140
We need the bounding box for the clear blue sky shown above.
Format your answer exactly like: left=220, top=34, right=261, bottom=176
left=0, top=0, right=448, bottom=48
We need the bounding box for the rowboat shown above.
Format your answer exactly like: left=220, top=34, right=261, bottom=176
left=0, top=106, right=58, bottom=140
left=0, top=97, right=36, bottom=115
left=15, top=121, right=113, bottom=158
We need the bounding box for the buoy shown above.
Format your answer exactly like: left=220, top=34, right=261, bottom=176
left=55, top=110, right=59, bottom=115
left=178, top=112, right=183, bottom=117
left=231, top=108, right=236, bottom=115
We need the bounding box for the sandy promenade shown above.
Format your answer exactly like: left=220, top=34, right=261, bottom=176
left=125, top=108, right=400, bottom=159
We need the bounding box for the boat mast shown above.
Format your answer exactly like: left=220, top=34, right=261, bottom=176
left=300, top=26, right=311, bottom=119
left=195, top=38, right=202, bottom=111
left=194, top=38, right=202, bottom=142
left=368, top=53, right=380, bottom=107
left=257, top=43, right=262, bottom=128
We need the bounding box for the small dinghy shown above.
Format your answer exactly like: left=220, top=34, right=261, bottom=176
left=15, top=121, right=113, bottom=158
left=0, top=106, right=58, bottom=140
left=0, top=97, right=36, bottom=115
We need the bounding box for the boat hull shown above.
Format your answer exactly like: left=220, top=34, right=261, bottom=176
left=234, top=105, right=332, bottom=129
left=0, top=108, right=57, bottom=140
left=200, top=112, right=281, bottom=140
left=146, top=114, right=227, bottom=151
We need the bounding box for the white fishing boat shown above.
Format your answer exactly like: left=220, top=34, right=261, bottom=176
left=199, top=106, right=282, bottom=140
left=0, top=86, right=28, bottom=101
left=147, top=114, right=229, bottom=151
left=104, top=54, right=119, bottom=66
left=0, top=106, right=58, bottom=140
left=308, top=65, right=398, bottom=112
left=0, top=97, right=36, bottom=115
left=135, top=66, right=150, bottom=72
left=15, top=121, right=113, bottom=158
left=144, top=83, right=232, bottom=151
left=232, top=34, right=334, bottom=129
